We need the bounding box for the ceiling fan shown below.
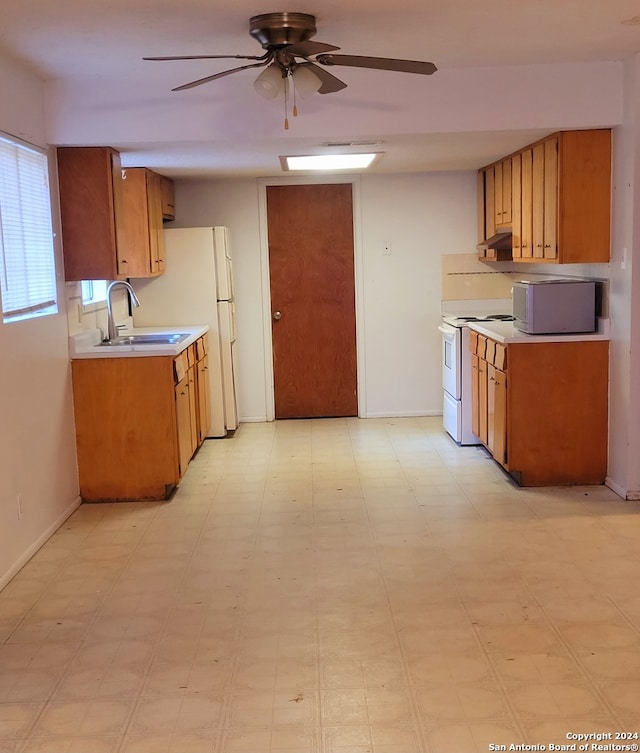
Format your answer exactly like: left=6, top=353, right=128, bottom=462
left=144, top=12, right=437, bottom=127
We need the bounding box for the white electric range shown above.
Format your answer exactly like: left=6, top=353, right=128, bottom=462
left=439, top=305, right=514, bottom=445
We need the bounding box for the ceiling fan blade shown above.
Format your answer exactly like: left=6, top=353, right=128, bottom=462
left=171, top=60, right=271, bottom=91
left=298, top=62, right=347, bottom=94
left=315, top=54, right=437, bottom=75
left=284, top=40, right=340, bottom=57
left=144, top=52, right=270, bottom=62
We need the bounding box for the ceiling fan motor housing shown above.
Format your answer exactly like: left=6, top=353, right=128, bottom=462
left=249, top=12, right=317, bottom=49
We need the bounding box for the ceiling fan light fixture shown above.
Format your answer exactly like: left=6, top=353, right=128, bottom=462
left=291, top=65, right=321, bottom=98
left=254, top=64, right=283, bottom=99
left=280, top=153, right=380, bottom=171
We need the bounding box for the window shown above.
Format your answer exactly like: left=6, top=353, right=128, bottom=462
left=0, top=133, right=57, bottom=323
left=81, top=280, right=108, bottom=308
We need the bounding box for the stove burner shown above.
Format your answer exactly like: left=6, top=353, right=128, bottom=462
left=443, top=313, right=516, bottom=325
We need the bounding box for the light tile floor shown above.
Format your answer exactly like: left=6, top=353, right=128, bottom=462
left=1, top=417, right=640, bottom=752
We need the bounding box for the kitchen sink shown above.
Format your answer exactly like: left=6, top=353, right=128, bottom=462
left=97, top=333, right=190, bottom=346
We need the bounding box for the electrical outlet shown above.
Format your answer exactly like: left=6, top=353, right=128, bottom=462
left=17, top=494, right=22, bottom=520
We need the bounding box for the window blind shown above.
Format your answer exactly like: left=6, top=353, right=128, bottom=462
left=0, top=134, right=57, bottom=322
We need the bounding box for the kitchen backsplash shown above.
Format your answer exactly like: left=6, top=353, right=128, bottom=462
left=442, top=253, right=610, bottom=316
left=441, top=254, right=514, bottom=301
left=65, top=282, right=130, bottom=337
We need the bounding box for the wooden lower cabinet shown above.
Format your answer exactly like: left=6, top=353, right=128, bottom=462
left=470, top=335, right=608, bottom=486
left=71, top=335, right=212, bottom=502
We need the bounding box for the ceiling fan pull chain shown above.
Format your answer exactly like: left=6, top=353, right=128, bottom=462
left=284, top=75, right=290, bottom=130
left=292, top=74, right=299, bottom=118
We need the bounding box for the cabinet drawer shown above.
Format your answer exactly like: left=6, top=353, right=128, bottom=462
left=494, top=343, right=507, bottom=371
left=173, top=351, right=189, bottom=383
left=186, top=343, right=196, bottom=369
left=469, top=330, right=479, bottom=355
left=196, top=334, right=209, bottom=361
left=477, top=335, right=488, bottom=360
left=485, top=338, right=496, bottom=365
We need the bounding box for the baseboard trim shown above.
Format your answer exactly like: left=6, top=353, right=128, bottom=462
left=604, top=477, right=640, bottom=500
left=362, top=411, right=441, bottom=419
left=0, top=495, right=82, bottom=592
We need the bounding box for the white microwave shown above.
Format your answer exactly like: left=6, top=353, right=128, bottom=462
left=512, top=279, right=597, bottom=334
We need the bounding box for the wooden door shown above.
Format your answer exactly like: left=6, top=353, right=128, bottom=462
left=267, top=183, right=357, bottom=419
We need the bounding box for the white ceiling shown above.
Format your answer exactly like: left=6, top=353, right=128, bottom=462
left=2, top=0, right=638, bottom=177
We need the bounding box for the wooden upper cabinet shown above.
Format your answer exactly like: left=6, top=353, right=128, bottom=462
left=554, top=129, right=611, bottom=263
left=121, top=167, right=166, bottom=277
left=160, top=176, right=176, bottom=221
left=524, top=130, right=611, bottom=264
left=57, top=147, right=128, bottom=281
left=479, top=128, right=611, bottom=264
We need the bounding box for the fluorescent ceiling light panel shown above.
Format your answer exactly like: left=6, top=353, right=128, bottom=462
left=281, top=153, right=380, bottom=171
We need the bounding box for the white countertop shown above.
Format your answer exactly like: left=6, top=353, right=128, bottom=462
left=468, top=319, right=610, bottom=344
left=69, top=325, right=209, bottom=359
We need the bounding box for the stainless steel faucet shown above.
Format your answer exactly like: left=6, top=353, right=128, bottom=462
left=106, top=280, right=140, bottom=340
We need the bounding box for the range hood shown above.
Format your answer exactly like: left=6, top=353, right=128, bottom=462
left=478, top=230, right=512, bottom=251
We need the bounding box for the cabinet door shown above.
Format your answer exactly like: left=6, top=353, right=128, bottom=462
left=187, top=365, right=198, bottom=455
left=160, top=176, right=176, bottom=220
left=197, top=355, right=212, bottom=444
left=57, top=147, right=127, bottom=281
left=543, top=136, right=558, bottom=259
left=501, top=158, right=512, bottom=224
left=492, top=368, right=507, bottom=467
left=532, top=143, right=545, bottom=259
left=511, top=153, right=522, bottom=259
left=477, top=171, right=487, bottom=244
left=520, top=148, right=533, bottom=260
left=494, top=161, right=503, bottom=225
left=487, top=364, right=496, bottom=453
left=147, top=170, right=166, bottom=274
left=484, top=167, right=496, bottom=240
left=121, top=168, right=165, bottom=277
left=471, top=353, right=480, bottom=438
left=175, top=374, right=193, bottom=477
left=478, top=357, right=488, bottom=445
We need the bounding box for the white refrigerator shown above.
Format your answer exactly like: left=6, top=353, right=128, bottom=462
left=131, top=226, right=238, bottom=437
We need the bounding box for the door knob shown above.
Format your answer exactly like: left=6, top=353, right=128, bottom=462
left=272, top=310, right=282, bottom=320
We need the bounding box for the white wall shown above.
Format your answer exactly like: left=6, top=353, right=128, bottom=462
left=0, top=51, right=80, bottom=591
left=171, top=171, right=477, bottom=421
left=607, top=57, right=640, bottom=499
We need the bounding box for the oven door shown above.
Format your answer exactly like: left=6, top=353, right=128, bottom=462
left=438, top=323, right=461, bottom=400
